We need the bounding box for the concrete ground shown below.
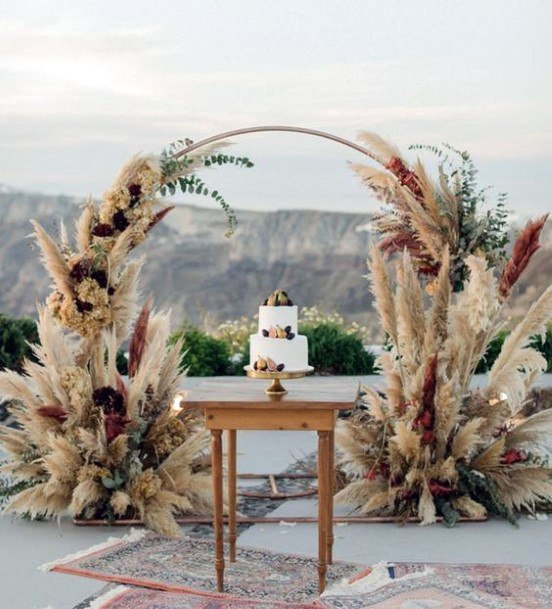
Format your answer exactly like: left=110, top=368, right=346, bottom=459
left=1, top=375, right=551, bottom=609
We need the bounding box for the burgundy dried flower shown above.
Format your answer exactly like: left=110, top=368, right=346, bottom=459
left=76, top=299, right=93, bottom=313
left=91, top=223, right=114, bottom=237
left=90, top=269, right=108, bottom=289
left=93, top=386, right=125, bottom=414
left=113, top=210, right=130, bottom=231
left=104, top=412, right=130, bottom=442
left=128, top=183, right=142, bottom=207
left=69, top=258, right=91, bottom=282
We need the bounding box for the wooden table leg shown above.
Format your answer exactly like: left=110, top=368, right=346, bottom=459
left=317, top=430, right=330, bottom=594
left=227, top=429, right=237, bottom=562
left=211, top=429, right=225, bottom=592
left=327, top=429, right=334, bottom=565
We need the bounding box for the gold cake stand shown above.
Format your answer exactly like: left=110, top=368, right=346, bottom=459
left=244, top=365, right=314, bottom=395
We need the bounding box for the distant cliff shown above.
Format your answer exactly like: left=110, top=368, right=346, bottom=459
left=0, top=189, right=548, bottom=341
left=0, top=190, right=379, bottom=336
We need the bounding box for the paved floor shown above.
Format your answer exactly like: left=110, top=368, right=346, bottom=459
left=1, top=375, right=551, bottom=608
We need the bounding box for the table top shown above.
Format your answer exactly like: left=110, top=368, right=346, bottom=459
left=181, top=376, right=358, bottom=410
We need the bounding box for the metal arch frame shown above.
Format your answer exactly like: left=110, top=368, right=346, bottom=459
left=172, top=125, right=377, bottom=161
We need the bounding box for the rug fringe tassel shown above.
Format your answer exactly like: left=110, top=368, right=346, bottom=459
left=322, top=561, right=434, bottom=596
left=38, top=528, right=147, bottom=572
left=84, top=585, right=129, bottom=609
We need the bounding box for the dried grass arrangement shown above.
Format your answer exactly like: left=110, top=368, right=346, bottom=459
left=0, top=143, right=244, bottom=536
left=337, top=134, right=552, bottom=525
left=351, top=134, right=517, bottom=290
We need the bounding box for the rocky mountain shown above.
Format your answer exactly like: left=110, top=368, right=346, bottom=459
left=0, top=188, right=549, bottom=341
left=0, top=189, right=379, bottom=336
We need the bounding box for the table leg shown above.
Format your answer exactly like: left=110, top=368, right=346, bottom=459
left=227, top=429, right=237, bottom=562
left=317, top=430, right=330, bottom=594
left=211, top=429, right=225, bottom=592
left=327, top=429, right=334, bottom=565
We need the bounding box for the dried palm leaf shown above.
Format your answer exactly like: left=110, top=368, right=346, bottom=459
left=357, top=131, right=401, bottom=165
left=75, top=197, right=96, bottom=253
left=30, top=220, right=72, bottom=300
left=450, top=418, right=485, bottom=460
left=487, top=286, right=552, bottom=406
left=423, top=247, right=450, bottom=355
left=491, top=467, right=552, bottom=512
left=505, top=409, right=552, bottom=448
left=368, top=242, right=398, bottom=345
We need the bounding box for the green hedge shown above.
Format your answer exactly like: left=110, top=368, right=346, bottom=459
left=300, top=322, right=375, bottom=375
left=0, top=313, right=39, bottom=372
left=170, top=324, right=231, bottom=377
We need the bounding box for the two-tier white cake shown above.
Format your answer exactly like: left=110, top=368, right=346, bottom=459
left=250, top=289, right=309, bottom=372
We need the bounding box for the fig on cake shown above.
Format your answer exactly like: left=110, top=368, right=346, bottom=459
left=265, top=289, right=293, bottom=307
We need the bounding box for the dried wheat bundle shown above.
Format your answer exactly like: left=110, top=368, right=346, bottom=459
left=336, top=240, right=552, bottom=525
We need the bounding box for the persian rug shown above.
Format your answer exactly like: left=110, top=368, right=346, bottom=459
left=42, top=529, right=361, bottom=604
left=322, top=561, right=552, bottom=609
left=83, top=585, right=326, bottom=609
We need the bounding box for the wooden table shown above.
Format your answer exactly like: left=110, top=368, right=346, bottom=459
left=183, top=377, right=356, bottom=594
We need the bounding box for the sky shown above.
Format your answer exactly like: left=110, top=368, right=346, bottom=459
left=0, top=0, right=550, bottom=217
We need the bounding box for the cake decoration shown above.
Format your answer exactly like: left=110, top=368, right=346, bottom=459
left=261, top=324, right=295, bottom=340
left=262, top=289, right=294, bottom=306
left=253, top=355, right=285, bottom=372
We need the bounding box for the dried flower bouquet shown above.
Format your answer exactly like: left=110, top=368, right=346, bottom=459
left=0, top=141, right=247, bottom=536
left=336, top=134, right=551, bottom=525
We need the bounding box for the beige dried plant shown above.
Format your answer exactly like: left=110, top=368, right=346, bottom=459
left=0, top=144, right=234, bottom=536
left=336, top=239, right=552, bottom=525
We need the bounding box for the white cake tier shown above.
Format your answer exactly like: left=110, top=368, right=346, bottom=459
left=258, top=305, right=298, bottom=335
left=250, top=334, right=308, bottom=372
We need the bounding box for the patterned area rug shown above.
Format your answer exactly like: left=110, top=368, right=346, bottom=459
left=83, top=585, right=323, bottom=609
left=43, top=530, right=361, bottom=604
left=322, top=562, right=552, bottom=609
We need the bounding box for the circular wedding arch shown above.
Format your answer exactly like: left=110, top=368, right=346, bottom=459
left=173, top=125, right=378, bottom=161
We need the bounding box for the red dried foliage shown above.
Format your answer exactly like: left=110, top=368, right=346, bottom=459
left=146, top=206, right=175, bottom=234
left=386, top=157, right=423, bottom=199
left=499, top=214, right=548, bottom=299
left=422, top=354, right=438, bottom=413
left=104, top=412, right=130, bottom=442
left=414, top=355, right=438, bottom=445
left=500, top=448, right=526, bottom=465
left=428, top=479, right=453, bottom=497
left=379, top=233, right=439, bottom=276
left=37, top=405, right=67, bottom=422
left=128, top=298, right=153, bottom=378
